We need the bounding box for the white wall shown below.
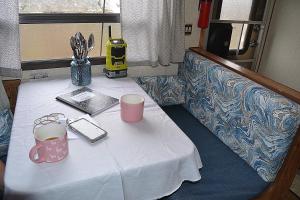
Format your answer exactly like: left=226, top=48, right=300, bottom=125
left=184, top=0, right=201, bottom=49
left=258, top=0, right=300, bottom=91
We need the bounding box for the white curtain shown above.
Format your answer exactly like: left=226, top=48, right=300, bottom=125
left=120, top=0, right=185, bottom=66
left=0, top=0, right=22, bottom=77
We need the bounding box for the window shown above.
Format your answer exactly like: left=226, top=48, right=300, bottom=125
left=229, top=24, right=248, bottom=50
left=211, top=0, right=266, bottom=55
left=219, top=0, right=252, bottom=51
left=19, top=0, right=121, bottom=70
left=19, top=0, right=120, bottom=13
left=219, top=0, right=253, bottom=21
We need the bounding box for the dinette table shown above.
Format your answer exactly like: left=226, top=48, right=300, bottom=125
left=4, top=76, right=202, bottom=200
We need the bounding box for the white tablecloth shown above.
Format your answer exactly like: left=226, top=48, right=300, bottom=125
left=4, top=76, right=202, bottom=200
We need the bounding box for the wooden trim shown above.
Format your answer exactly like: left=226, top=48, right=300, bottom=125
left=199, top=29, right=206, bottom=48
left=21, top=57, right=106, bottom=71
left=190, top=47, right=300, bottom=104
left=2, top=80, right=21, bottom=113
left=0, top=160, right=5, bottom=190
left=190, top=47, right=300, bottom=200
left=285, top=190, right=300, bottom=200
left=19, top=13, right=120, bottom=24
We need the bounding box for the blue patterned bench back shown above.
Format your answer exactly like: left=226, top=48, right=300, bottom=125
left=0, top=108, right=13, bottom=162
left=182, top=51, right=300, bottom=182
left=135, top=75, right=186, bottom=106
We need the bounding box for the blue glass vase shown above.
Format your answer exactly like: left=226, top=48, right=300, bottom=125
left=70, top=57, right=91, bottom=86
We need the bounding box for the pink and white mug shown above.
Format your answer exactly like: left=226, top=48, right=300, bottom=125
left=29, top=122, right=68, bottom=163
left=120, top=94, right=144, bottom=123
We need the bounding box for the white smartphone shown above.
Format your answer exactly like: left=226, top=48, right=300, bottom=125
left=68, top=118, right=107, bottom=143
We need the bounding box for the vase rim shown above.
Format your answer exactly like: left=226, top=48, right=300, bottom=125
left=72, top=56, right=89, bottom=63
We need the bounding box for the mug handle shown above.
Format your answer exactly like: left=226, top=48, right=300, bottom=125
left=29, top=143, right=45, bottom=163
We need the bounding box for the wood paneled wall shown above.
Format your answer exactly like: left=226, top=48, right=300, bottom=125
left=2, top=80, right=21, bottom=113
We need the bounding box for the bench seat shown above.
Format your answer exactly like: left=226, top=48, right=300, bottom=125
left=161, top=105, right=269, bottom=200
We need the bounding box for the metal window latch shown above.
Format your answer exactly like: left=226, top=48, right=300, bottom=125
left=253, top=24, right=261, bottom=32
left=249, top=40, right=258, bottom=47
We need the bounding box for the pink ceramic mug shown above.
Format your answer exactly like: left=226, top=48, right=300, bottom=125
left=121, top=94, right=145, bottom=123
left=29, top=122, right=68, bottom=163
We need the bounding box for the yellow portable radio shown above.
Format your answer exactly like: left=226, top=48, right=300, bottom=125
left=104, top=26, right=127, bottom=78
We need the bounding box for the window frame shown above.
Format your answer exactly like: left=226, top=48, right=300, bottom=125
left=19, top=13, right=120, bottom=70
left=210, top=0, right=266, bottom=56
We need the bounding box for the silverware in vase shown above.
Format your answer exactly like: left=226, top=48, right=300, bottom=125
left=70, top=32, right=95, bottom=60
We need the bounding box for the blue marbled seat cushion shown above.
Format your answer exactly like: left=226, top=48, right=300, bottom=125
left=161, top=105, right=269, bottom=200
left=135, top=75, right=186, bottom=106
left=182, top=51, right=300, bottom=182
left=0, top=108, right=13, bottom=162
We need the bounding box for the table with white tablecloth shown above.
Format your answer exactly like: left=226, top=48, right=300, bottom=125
left=4, top=76, right=202, bottom=200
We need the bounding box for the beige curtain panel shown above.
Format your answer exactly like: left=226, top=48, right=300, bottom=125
left=0, top=0, right=22, bottom=78
left=121, top=0, right=185, bottom=66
